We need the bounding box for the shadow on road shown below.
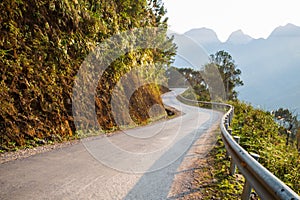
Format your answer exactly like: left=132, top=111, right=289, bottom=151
left=124, top=111, right=220, bottom=199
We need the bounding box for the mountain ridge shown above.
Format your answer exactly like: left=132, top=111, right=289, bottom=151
left=269, top=23, right=300, bottom=38
left=173, top=23, right=300, bottom=114
left=184, top=27, right=221, bottom=44
left=183, top=23, right=300, bottom=44
left=226, top=30, right=253, bottom=44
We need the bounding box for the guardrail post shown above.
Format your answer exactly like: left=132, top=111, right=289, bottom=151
left=228, top=113, right=232, bottom=126
left=229, top=109, right=233, bottom=123
left=227, top=128, right=232, bottom=135
left=241, top=152, right=260, bottom=200
left=233, top=135, right=240, bottom=143
left=230, top=136, right=240, bottom=175
left=241, top=180, right=252, bottom=200
left=225, top=117, right=229, bottom=130
left=224, top=124, right=231, bottom=159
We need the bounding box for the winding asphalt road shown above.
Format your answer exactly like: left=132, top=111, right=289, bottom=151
left=0, top=89, right=221, bottom=200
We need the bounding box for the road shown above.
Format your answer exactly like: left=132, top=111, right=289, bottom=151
left=0, top=89, right=221, bottom=200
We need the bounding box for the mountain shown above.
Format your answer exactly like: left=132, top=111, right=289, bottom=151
left=171, top=23, right=300, bottom=114
left=184, top=28, right=220, bottom=44
left=268, top=23, right=300, bottom=38
left=226, top=30, right=253, bottom=44
left=184, top=28, right=221, bottom=52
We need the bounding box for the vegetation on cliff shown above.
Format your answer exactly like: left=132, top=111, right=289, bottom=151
left=0, top=0, right=176, bottom=151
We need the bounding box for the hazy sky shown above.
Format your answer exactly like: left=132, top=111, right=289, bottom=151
left=163, top=0, right=300, bottom=42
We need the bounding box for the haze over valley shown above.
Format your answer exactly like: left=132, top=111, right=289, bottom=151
left=172, top=23, right=300, bottom=114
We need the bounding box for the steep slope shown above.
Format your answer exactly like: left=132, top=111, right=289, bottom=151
left=0, top=0, right=176, bottom=151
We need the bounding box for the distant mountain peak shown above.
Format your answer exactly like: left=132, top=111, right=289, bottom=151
left=184, top=28, right=221, bottom=44
left=269, top=23, right=300, bottom=38
left=226, top=29, right=253, bottom=44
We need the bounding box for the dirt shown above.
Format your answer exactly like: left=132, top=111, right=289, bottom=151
left=167, top=121, right=221, bottom=200
left=0, top=140, right=81, bottom=164
left=0, top=104, right=181, bottom=164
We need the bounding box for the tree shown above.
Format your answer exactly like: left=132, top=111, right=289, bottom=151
left=165, top=67, right=211, bottom=101
left=167, top=51, right=242, bottom=102
left=296, top=128, right=300, bottom=152
left=208, top=50, right=243, bottom=100
left=274, top=108, right=299, bottom=146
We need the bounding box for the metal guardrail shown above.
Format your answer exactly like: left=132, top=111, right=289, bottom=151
left=177, top=94, right=300, bottom=200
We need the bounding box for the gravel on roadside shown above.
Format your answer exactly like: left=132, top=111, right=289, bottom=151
left=0, top=140, right=81, bottom=164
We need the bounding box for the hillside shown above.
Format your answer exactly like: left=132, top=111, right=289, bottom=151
left=0, top=0, right=176, bottom=151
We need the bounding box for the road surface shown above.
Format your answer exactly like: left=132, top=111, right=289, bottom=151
left=0, top=89, right=221, bottom=200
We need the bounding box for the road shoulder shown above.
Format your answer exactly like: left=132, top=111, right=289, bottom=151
left=167, top=120, right=220, bottom=199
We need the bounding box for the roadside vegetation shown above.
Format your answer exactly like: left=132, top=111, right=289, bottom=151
left=1, top=0, right=299, bottom=196
left=0, top=0, right=176, bottom=152
left=174, top=51, right=300, bottom=197
left=175, top=98, right=300, bottom=199
left=203, top=101, right=300, bottom=199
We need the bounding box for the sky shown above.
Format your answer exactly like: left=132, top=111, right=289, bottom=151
left=162, top=0, right=300, bottom=42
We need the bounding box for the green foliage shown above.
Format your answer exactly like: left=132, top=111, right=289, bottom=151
left=204, top=102, right=300, bottom=198
left=208, top=50, right=243, bottom=100
left=0, top=0, right=176, bottom=151
left=229, top=101, right=300, bottom=194
left=273, top=108, right=299, bottom=146
left=168, top=50, right=243, bottom=102
left=202, top=138, right=245, bottom=200
left=166, top=67, right=211, bottom=101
